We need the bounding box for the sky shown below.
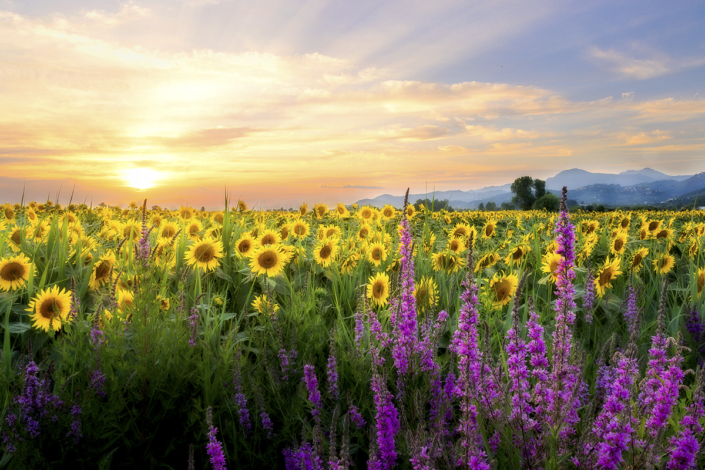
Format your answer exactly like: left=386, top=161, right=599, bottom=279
left=1, top=0, right=704, bottom=209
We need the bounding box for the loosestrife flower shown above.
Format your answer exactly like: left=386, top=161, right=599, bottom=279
left=327, top=338, right=339, bottom=401
left=548, top=187, right=583, bottom=442
left=450, top=234, right=490, bottom=469
left=666, top=369, right=705, bottom=469
left=348, top=404, right=365, bottom=429
left=233, top=354, right=251, bottom=433
left=188, top=307, right=199, bottom=347
left=205, top=407, right=227, bottom=470
left=370, top=372, right=399, bottom=470
left=303, top=364, right=323, bottom=425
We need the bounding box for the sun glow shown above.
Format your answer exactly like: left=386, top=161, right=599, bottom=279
left=122, top=168, right=161, bottom=190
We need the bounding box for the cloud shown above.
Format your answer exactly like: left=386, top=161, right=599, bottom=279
left=84, top=2, right=151, bottom=25
left=590, top=46, right=705, bottom=80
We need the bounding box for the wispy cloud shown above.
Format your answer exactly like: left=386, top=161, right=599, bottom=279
left=320, top=185, right=385, bottom=189
left=590, top=45, right=705, bottom=80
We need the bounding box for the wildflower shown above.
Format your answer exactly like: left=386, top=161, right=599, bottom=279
left=185, top=238, right=224, bottom=272
left=249, top=245, right=286, bottom=277
left=205, top=408, right=227, bottom=470
left=26, top=285, right=73, bottom=333
left=303, top=364, right=323, bottom=424
left=0, top=254, right=32, bottom=291
left=327, top=338, right=339, bottom=401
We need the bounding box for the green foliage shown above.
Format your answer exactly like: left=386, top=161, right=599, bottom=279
left=532, top=193, right=560, bottom=211
left=510, top=176, right=547, bottom=210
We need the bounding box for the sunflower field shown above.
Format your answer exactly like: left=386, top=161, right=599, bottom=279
left=0, top=191, right=704, bottom=469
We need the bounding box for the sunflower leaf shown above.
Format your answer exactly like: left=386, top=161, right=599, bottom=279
left=5, top=322, right=30, bottom=334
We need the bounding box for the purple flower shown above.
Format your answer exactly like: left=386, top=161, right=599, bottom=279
left=66, top=403, right=82, bottom=443
left=233, top=359, right=251, bottom=433
left=348, top=404, right=365, bottom=429
left=686, top=308, right=704, bottom=344
left=206, top=425, right=228, bottom=470
left=354, top=309, right=365, bottom=356
left=370, top=373, right=399, bottom=470
left=583, top=265, right=595, bottom=323
left=284, top=442, right=319, bottom=470
left=624, top=277, right=638, bottom=335
left=391, top=217, right=418, bottom=390
left=188, top=307, right=199, bottom=347
left=303, top=364, right=323, bottom=425
left=89, top=369, right=106, bottom=398
left=327, top=344, right=339, bottom=401
left=547, top=187, right=582, bottom=442
left=260, top=411, right=274, bottom=439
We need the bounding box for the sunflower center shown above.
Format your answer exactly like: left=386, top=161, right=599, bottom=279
left=238, top=241, right=251, bottom=253
left=261, top=235, right=276, bottom=245
left=632, top=254, right=643, bottom=267
left=383, top=209, right=392, bottom=217
left=698, top=274, right=704, bottom=293
left=416, top=286, right=428, bottom=305
left=95, top=262, right=111, bottom=280
left=320, top=245, right=332, bottom=259
left=359, top=229, right=368, bottom=239
left=326, top=229, right=336, bottom=237
left=195, top=245, right=215, bottom=262
left=513, top=249, right=523, bottom=260
left=162, top=227, right=176, bottom=238
left=599, top=268, right=614, bottom=286
left=294, top=225, right=306, bottom=235
left=656, top=230, right=668, bottom=239
left=371, top=248, right=382, bottom=261
left=494, top=280, right=511, bottom=301
left=0, top=262, right=24, bottom=281
left=550, top=260, right=559, bottom=272
left=258, top=251, right=277, bottom=269
left=189, top=225, right=199, bottom=236
left=614, top=239, right=624, bottom=251
left=649, top=221, right=659, bottom=231
left=373, top=282, right=384, bottom=298
left=485, top=225, right=494, bottom=236
left=39, top=298, right=61, bottom=320
left=621, top=219, right=629, bottom=228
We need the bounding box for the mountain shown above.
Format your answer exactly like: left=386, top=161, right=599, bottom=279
left=354, top=168, right=703, bottom=209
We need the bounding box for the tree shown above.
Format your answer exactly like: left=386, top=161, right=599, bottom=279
left=477, top=202, right=484, bottom=211
left=532, top=193, right=560, bottom=212
left=511, top=176, right=547, bottom=210
left=485, top=201, right=497, bottom=211
left=534, top=179, right=546, bottom=199
left=500, top=202, right=514, bottom=210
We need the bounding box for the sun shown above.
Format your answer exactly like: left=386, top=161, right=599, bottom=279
left=123, top=168, right=161, bottom=190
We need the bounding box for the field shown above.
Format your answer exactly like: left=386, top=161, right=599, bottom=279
left=0, top=191, right=704, bottom=469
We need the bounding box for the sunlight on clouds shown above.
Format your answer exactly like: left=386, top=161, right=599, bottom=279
left=122, top=168, right=162, bottom=190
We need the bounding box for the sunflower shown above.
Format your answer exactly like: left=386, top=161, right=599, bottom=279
left=313, top=203, right=328, bottom=219
left=122, top=220, right=142, bottom=241
left=314, top=239, right=338, bottom=268
left=652, top=253, right=675, bottom=275
left=505, top=245, right=531, bottom=267
left=629, top=247, right=649, bottom=272
left=159, top=222, right=179, bottom=240
left=582, top=220, right=600, bottom=235
left=482, top=219, right=498, bottom=238
left=339, top=252, right=360, bottom=275
left=654, top=228, right=673, bottom=240
left=89, top=252, right=117, bottom=289
left=405, top=205, right=416, bottom=219
left=116, top=290, right=134, bottom=312
left=474, top=252, right=500, bottom=273
left=367, top=272, right=390, bottom=308
left=29, top=221, right=49, bottom=243
left=359, top=206, right=374, bottom=222
left=186, top=220, right=203, bottom=242
left=414, top=276, right=439, bottom=313
left=357, top=224, right=371, bottom=241
left=447, top=237, right=466, bottom=254
left=185, top=238, right=224, bottom=272
left=541, top=252, right=563, bottom=283
left=158, top=295, right=170, bottom=311
left=6, top=226, right=23, bottom=251
left=488, top=272, right=519, bottom=308
left=335, top=203, right=350, bottom=219
left=432, top=252, right=464, bottom=273
left=250, top=245, right=287, bottom=277
left=0, top=254, right=32, bottom=291
left=450, top=223, right=476, bottom=241
left=594, top=257, right=622, bottom=297
left=252, top=294, right=279, bottom=315
left=291, top=220, right=310, bottom=238
left=638, top=227, right=649, bottom=240
left=619, top=216, right=630, bottom=230
left=259, top=229, right=281, bottom=246
left=26, top=285, right=72, bottom=333
left=697, top=267, right=705, bottom=299
left=179, top=206, right=195, bottom=220
left=299, top=202, right=307, bottom=216
left=26, top=208, right=38, bottom=224
left=319, top=225, right=342, bottom=240
left=3, top=206, right=14, bottom=221
left=367, top=242, right=387, bottom=267
left=234, top=233, right=255, bottom=258
left=647, top=220, right=662, bottom=233
left=381, top=205, right=396, bottom=220
left=610, top=233, right=628, bottom=255
left=423, top=234, right=437, bottom=254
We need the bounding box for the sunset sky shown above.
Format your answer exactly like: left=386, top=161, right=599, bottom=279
left=1, top=0, right=704, bottom=209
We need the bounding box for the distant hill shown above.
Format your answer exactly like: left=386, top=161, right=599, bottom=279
left=354, top=168, right=703, bottom=209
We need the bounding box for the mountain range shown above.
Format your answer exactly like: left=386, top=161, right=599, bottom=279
left=354, top=168, right=705, bottom=209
